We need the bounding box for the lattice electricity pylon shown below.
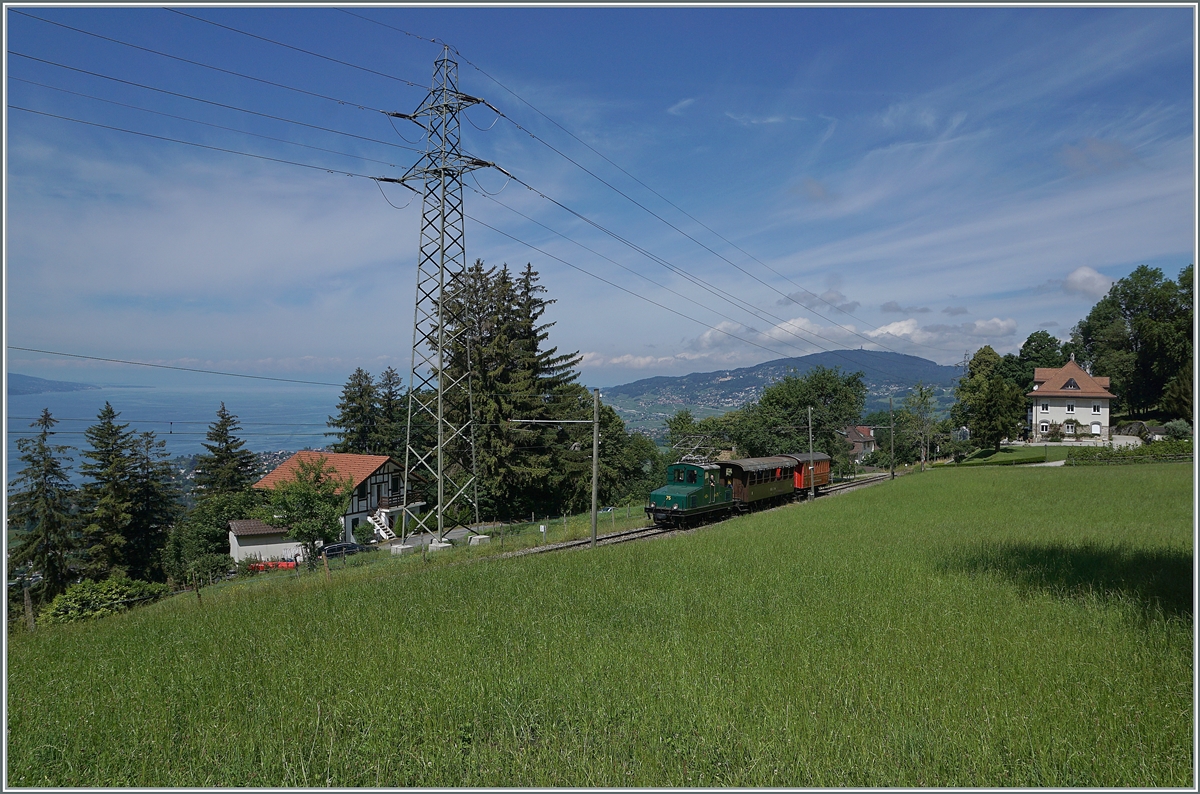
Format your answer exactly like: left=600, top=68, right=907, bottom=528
left=673, top=434, right=724, bottom=464
left=388, top=47, right=498, bottom=542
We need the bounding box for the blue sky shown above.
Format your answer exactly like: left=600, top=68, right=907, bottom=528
left=4, top=5, right=1195, bottom=390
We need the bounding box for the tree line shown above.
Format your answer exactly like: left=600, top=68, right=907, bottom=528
left=7, top=401, right=265, bottom=610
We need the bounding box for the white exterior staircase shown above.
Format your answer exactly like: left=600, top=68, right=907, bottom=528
left=367, top=508, right=397, bottom=541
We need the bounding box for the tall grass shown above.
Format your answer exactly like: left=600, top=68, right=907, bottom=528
left=6, top=465, right=1192, bottom=786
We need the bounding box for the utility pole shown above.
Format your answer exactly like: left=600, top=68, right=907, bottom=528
left=591, top=389, right=600, bottom=548
left=889, top=396, right=895, bottom=480
left=390, top=47, right=500, bottom=544
left=807, top=405, right=815, bottom=501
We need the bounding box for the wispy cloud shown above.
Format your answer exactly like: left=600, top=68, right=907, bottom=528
left=667, top=98, right=696, bottom=116
left=881, top=301, right=931, bottom=314
left=942, top=306, right=969, bottom=316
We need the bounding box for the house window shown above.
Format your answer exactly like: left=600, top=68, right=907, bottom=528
left=391, top=475, right=400, bottom=494
left=1063, top=378, right=1080, bottom=390
left=1092, top=403, right=1101, bottom=414
left=1065, top=421, right=1075, bottom=434
left=356, top=483, right=367, bottom=499
left=1039, top=422, right=1049, bottom=433
left=1041, top=403, right=1049, bottom=412
left=1066, top=402, right=1075, bottom=414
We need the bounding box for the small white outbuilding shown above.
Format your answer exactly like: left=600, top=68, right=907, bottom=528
left=228, top=519, right=304, bottom=562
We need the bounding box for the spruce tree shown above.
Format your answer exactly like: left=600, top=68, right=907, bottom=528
left=374, top=367, right=407, bottom=459
left=125, top=432, right=182, bottom=582
left=7, top=409, right=78, bottom=602
left=328, top=368, right=380, bottom=453
left=79, top=402, right=135, bottom=580
left=194, top=403, right=258, bottom=496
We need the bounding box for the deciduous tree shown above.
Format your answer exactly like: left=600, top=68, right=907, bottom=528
left=256, top=456, right=351, bottom=569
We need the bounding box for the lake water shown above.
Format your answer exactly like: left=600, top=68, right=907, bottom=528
left=6, top=383, right=342, bottom=483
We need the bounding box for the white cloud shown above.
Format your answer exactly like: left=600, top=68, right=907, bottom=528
left=1062, top=266, right=1114, bottom=299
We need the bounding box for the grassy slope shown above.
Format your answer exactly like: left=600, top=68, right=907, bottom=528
left=6, top=465, right=1193, bottom=786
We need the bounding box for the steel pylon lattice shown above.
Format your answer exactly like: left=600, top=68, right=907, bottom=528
left=394, top=47, right=494, bottom=542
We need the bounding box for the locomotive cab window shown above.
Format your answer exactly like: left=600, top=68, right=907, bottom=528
left=686, top=470, right=697, bottom=485
left=674, top=469, right=684, bottom=482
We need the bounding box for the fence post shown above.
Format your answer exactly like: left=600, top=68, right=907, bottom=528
left=23, top=579, right=35, bottom=632
left=323, top=551, right=332, bottom=581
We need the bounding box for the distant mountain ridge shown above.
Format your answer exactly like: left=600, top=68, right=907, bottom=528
left=8, top=373, right=102, bottom=396
left=605, top=350, right=959, bottom=411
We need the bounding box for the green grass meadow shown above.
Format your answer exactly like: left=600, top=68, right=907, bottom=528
left=6, top=465, right=1194, bottom=786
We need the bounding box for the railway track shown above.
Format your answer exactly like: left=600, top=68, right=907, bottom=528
left=496, top=472, right=895, bottom=559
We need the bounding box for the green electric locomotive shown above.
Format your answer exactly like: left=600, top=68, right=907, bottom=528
left=645, top=462, right=733, bottom=528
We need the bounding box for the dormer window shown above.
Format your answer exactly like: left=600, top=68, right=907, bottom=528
left=1063, top=378, right=1080, bottom=390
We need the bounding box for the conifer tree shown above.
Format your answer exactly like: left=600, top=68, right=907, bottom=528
left=194, top=403, right=258, bottom=496
left=79, top=402, right=135, bottom=580
left=7, top=409, right=78, bottom=602
left=373, top=366, right=406, bottom=458
left=328, top=368, right=379, bottom=453
left=125, top=432, right=182, bottom=582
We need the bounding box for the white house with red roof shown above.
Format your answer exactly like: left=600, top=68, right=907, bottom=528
left=844, top=425, right=877, bottom=462
left=1027, top=356, right=1116, bottom=441
left=253, top=451, right=406, bottom=543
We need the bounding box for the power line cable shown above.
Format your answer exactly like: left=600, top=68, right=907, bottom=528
left=8, top=105, right=388, bottom=182
left=7, top=346, right=345, bottom=386
left=8, top=52, right=423, bottom=154
left=10, top=76, right=404, bottom=168
left=12, top=10, right=392, bottom=114
left=164, top=8, right=427, bottom=89
left=467, top=185, right=823, bottom=363
left=490, top=171, right=910, bottom=382
left=5, top=51, right=427, bottom=155
left=337, top=10, right=960, bottom=355
left=461, top=214, right=808, bottom=364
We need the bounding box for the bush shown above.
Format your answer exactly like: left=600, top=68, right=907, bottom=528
left=1163, top=420, right=1192, bottom=441
left=40, top=577, right=170, bottom=625
left=187, top=553, right=233, bottom=584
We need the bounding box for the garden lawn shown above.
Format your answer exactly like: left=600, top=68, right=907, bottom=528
left=6, top=464, right=1193, bottom=786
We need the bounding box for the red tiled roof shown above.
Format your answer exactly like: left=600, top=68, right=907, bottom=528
left=253, top=451, right=395, bottom=493
left=229, top=519, right=287, bottom=537
left=1028, top=359, right=1115, bottom=399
